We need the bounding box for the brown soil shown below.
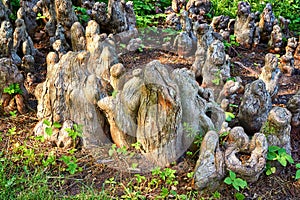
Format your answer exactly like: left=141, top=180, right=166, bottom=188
left=1, top=34, right=300, bottom=199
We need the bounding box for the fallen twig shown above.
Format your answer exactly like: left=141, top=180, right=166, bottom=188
left=233, top=61, right=260, bottom=78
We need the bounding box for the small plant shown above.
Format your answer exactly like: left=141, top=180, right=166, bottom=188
left=105, top=177, right=117, bottom=185
left=35, top=135, right=45, bottom=142
left=8, top=127, right=17, bottom=135
left=120, top=182, right=145, bottom=200
left=9, top=0, right=20, bottom=20
left=9, top=13, right=17, bottom=21
left=119, top=43, right=126, bottom=49
left=135, top=174, right=146, bottom=184
left=137, top=44, right=145, bottom=52
left=9, top=110, right=17, bottom=117
left=131, top=141, right=142, bottom=151
left=3, top=83, right=22, bottom=95
left=267, top=146, right=294, bottom=167
left=22, top=147, right=35, bottom=165
left=60, top=155, right=82, bottom=175
left=42, top=151, right=56, bottom=167
left=193, top=134, right=204, bottom=147
left=163, top=36, right=172, bottom=43
left=187, top=172, right=194, bottom=179
left=223, top=35, right=240, bottom=50
left=36, top=13, right=46, bottom=20
left=158, top=167, right=178, bottom=186
left=224, top=170, right=247, bottom=191
left=131, top=162, right=138, bottom=169
left=65, top=124, right=83, bottom=142
left=219, top=131, right=230, bottom=141
left=108, top=144, right=129, bottom=157
left=266, top=146, right=294, bottom=175
left=212, top=191, right=221, bottom=199
left=265, top=162, right=276, bottom=176
left=116, top=145, right=128, bottom=155
left=73, top=6, right=90, bottom=23
left=183, top=122, right=203, bottom=147
left=43, top=119, right=61, bottom=136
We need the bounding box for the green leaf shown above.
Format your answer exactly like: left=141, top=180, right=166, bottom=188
left=212, top=78, right=220, bottom=86
left=131, top=163, right=138, bottom=169
left=268, top=145, right=281, bottom=152
left=111, top=144, right=116, bottom=150
left=235, top=192, right=245, bottom=200
left=235, top=178, right=247, bottom=189
left=296, top=163, right=300, bottom=169
left=232, top=182, right=240, bottom=191
left=9, top=111, right=17, bottom=117
left=229, top=170, right=236, bottom=179
left=67, top=162, right=78, bottom=174
left=187, top=172, right=194, bottom=179
left=277, top=148, right=286, bottom=154
left=285, top=154, right=294, bottom=164
left=267, top=152, right=277, bottom=160
left=108, top=149, right=114, bottom=157
left=266, top=168, right=274, bottom=176
left=229, top=103, right=238, bottom=108
left=225, top=112, right=235, bottom=122
left=224, top=177, right=232, bottom=185
left=230, top=35, right=236, bottom=41
left=270, top=167, right=276, bottom=174
left=69, top=148, right=77, bottom=154
left=226, top=77, right=237, bottom=82
left=35, top=135, right=45, bottom=142
left=170, top=190, right=177, bottom=196
left=278, top=157, right=287, bottom=167
left=43, top=119, right=51, bottom=126
left=151, top=166, right=161, bottom=176
left=60, top=155, right=71, bottom=163
left=45, top=127, right=53, bottom=136
left=160, top=187, right=169, bottom=197
left=220, top=131, right=230, bottom=138
left=116, top=147, right=122, bottom=153
left=295, top=170, right=300, bottom=180
left=53, top=122, right=62, bottom=129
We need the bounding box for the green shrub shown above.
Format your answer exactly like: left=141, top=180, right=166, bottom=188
left=211, top=0, right=300, bottom=34
left=133, top=0, right=171, bottom=27
left=9, top=0, right=20, bottom=20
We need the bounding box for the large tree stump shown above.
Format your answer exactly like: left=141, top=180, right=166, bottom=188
left=238, top=79, right=272, bottom=134
left=98, top=60, right=225, bottom=166
left=35, top=50, right=110, bottom=147
left=34, top=21, right=117, bottom=148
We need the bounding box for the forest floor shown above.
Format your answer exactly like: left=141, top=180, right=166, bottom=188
left=1, top=29, right=300, bottom=199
